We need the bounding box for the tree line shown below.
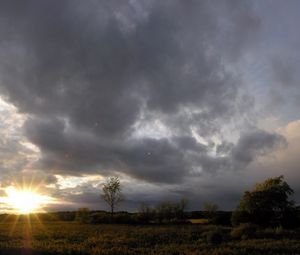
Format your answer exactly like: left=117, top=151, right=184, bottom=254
left=28, top=175, right=298, bottom=228
left=96, top=175, right=300, bottom=228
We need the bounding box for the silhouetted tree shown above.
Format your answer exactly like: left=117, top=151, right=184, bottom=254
left=101, top=177, right=124, bottom=221
left=232, top=176, right=299, bottom=227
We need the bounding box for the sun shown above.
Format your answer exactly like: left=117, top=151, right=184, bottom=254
left=4, top=186, right=51, bottom=214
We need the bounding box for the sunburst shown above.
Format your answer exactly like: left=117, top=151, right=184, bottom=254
left=3, top=186, right=53, bottom=214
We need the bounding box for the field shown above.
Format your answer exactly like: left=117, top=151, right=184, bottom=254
left=188, top=219, right=209, bottom=224
left=0, top=220, right=300, bottom=255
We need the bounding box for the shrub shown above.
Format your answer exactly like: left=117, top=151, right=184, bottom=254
left=211, top=211, right=232, bottom=226
left=281, top=206, right=300, bottom=229
left=230, top=223, right=258, bottom=240
left=202, top=228, right=224, bottom=245
left=89, top=212, right=111, bottom=224
left=113, top=213, right=136, bottom=224
left=231, top=210, right=250, bottom=227
left=255, top=226, right=296, bottom=239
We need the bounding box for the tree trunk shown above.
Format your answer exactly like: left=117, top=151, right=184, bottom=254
left=110, top=205, right=114, bottom=223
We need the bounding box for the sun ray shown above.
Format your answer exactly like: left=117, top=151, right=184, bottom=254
left=8, top=214, right=20, bottom=237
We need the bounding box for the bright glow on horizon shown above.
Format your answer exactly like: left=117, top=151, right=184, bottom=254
left=3, top=186, right=52, bottom=214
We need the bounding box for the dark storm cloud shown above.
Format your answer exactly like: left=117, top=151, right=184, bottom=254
left=0, top=0, right=264, bottom=185
left=25, top=118, right=187, bottom=183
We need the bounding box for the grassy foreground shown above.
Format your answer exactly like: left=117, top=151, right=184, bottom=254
left=0, top=221, right=300, bottom=255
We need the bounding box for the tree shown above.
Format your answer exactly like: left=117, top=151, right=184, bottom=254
left=138, top=202, right=154, bottom=223
left=203, top=202, right=219, bottom=213
left=154, top=198, right=189, bottom=223
left=101, top=177, right=124, bottom=221
left=203, top=202, right=219, bottom=223
left=155, top=201, right=175, bottom=223
left=75, top=208, right=90, bottom=223
left=177, top=197, right=189, bottom=220
left=232, top=176, right=298, bottom=227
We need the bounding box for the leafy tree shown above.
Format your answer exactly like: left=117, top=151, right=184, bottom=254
left=232, top=176, right=298, bottom=227
left=101, top=177, right=124, bottom=221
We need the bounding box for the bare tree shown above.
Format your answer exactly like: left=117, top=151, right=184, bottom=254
left=203, top=202, right=219, bottom=223
left=178, top=197, right=189, bottom=220
left=203, top=202, right=219, bottom=213
left=101, top=177, right=124, bottom=220
left=138, top=202, right=153, bottom=223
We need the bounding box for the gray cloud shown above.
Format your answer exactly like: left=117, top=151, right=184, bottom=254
left=271, top=58, right=298, bottom=87
left=0, top=0, right=263, bottom=185
left=4, top=0, right=299, bottom=212
left=250, top=0, right=300, bottom=121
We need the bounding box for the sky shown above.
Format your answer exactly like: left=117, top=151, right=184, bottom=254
left=0, top=0, right=300, bottom=212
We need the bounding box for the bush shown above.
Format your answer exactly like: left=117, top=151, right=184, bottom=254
left=281, top=206, right=300, bottom=229
left=88, top=212, right=137, bottom=224
left=113, top=213, right=136, bottom=224
left=89, top=212, right=111, bottom=224
left=210, top=211, right=232, bottom=226
left=231, top=210, right=251, bottom=227
left=202, top=228, right=224, bottom=245
left=230, top=223, right=258, bottom=240
left=255, top=226, right=296, bottom=239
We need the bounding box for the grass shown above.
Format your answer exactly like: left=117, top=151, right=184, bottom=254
left=0, top=220, right=299, bottom=254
